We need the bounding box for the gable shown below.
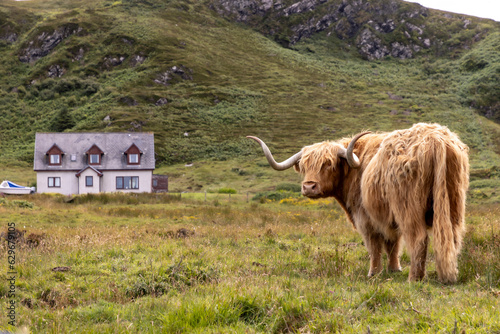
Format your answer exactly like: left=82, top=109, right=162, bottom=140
left=86, top=144, right=104, bottom=155
left=75, top=165, right=103, bottom=177
left=46, top=144, right=64, bottom=155
left=125, top=143, right=142, bottom=155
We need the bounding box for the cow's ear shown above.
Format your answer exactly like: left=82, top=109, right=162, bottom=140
left=293, top=162, right=301, bottom=173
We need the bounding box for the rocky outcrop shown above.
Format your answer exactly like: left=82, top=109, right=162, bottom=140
left=291, top=11, right=339, bottom=43
left=0, top=32, right=18, bottom=43
left=154, top=65, right=193, bottom=86
left=102, top=55, right=127, bottom=69
left=19, top=24, right=82, bottom=63
left=155, top=97, right=168, bottom=106
left=284, top=0, right=327, bottom=16
left=213, top=0, right=284, bottom=21
left=47, top=65, right=65, bottom=78
left=390, top=42, right=414, bottom=59
left=211, top=0, right=432, bottom=60
left=356, top=29, right=418, bottom=60
left=356, top=28, right=389, bottom=60
left=130, top=55, right=146, bottom=67
left=68, top=46, right=85, bottom=63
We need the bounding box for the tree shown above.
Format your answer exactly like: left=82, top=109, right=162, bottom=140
left=50, top=107, right=75, bottom=132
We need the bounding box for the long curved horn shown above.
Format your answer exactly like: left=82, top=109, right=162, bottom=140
left=247, top=136, right=302, bottom=171
left=338, top=131, right=371, bottom=169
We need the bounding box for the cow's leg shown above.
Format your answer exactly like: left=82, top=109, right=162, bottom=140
left=366, top=233, right=384, bottom=277
left=405, top=226, right=428, bottom=281
left=384, top=236, right=402, bottom=272
left=354, top=211, right=385, bottom=277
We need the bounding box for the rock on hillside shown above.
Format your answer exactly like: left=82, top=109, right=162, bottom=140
left=210, top=0, right=486, bottom=60
left=19, top=23, right=83, bottom=63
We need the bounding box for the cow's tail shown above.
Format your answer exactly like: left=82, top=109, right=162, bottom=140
left=431, top=140, right=468, bottom=284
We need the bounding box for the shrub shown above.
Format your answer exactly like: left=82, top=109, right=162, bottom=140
left=275, top=183, right=301, bottom=192
left=39, top=89, right=55, bottom=100
left=0, top=198, right=34, bottom=209
left=218, top=188, right=237, bottom=194
left=252, top=190, right=300, bottom=202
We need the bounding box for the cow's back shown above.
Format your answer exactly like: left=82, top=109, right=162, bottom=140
left=360, top=123, right=468, bottom=231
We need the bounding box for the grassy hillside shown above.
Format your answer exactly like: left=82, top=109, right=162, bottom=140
left=0, top=0, right=499, bottom=196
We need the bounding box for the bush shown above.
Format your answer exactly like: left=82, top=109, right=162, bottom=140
left=252, top=190, right=300, bottom=202
left=218, top=188, right=237, bottom=194
left=275, top=183, right=301, bottom=192
left=0, top=198, right=34, bottom=209
left=39, top=89, right=55, bottom=100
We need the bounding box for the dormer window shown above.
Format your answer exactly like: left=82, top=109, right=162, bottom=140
left=46, top=144, right=64, bottom=166
left=125, top=143, right=142, bottom=165
left=86, top=144, right=104, bottom=165
left=89, top=154, right=100, bottom=164
left=129, top=154, right=139, bottom=164
left=50, top=154, right=60, bottom=164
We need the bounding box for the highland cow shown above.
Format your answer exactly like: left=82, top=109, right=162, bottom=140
left=248, top=123, right=469, bottom=283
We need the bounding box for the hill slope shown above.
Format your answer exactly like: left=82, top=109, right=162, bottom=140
left=0, top=0, right=499, bottom=194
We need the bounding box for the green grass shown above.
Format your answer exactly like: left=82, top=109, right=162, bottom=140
left=0, top=194, right=499, bottom=333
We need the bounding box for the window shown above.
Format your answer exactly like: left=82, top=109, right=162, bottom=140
left=116, top=177, right=123, bottom=189
left=116, top=176, right=139, bottom=190
left=153, top=179, right=158, bottom=187
left=125, top=144, right=141, bottom=165
left=48, top=177, right=61, bottom=188
left=86, top=176, right=93, bottom=187
left=128, top=154, right=139, bottom=164
left=89, top=154, right=100, bottom=164
left=70, top=154, right=77, bottom=162
left=86, top=144, right=104, bottom=165
left=46, top=144, right=64, bottom=166
left=50, top=154, right=60, bottom=164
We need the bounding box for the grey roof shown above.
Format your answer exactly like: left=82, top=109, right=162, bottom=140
left=34, top=132, right=155, bottom=171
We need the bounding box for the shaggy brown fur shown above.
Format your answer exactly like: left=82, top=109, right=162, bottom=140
left=295, top=123, right=469, bottom=283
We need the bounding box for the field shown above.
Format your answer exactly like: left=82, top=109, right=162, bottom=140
left=0, top=193, right=499, bottom=333
left=1, top=0, right=499, bottom=332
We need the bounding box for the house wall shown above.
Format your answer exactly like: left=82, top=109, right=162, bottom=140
left=102, top=170, right=152, bottom=193
left=36, top=170, right=153, bottom=194
left=36, top=171, right=78, bottom=195
left=78, top=169, right=101, bottom=194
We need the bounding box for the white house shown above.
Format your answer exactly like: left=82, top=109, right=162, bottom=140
left=34, top=132, right=159, bottom=195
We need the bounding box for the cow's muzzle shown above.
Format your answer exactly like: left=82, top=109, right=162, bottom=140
left=302, top=181, right=321, bottom=198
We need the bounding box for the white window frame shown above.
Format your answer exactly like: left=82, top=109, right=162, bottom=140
left=128, top=154, right=139, bottom=164
left=89, top=154, right=100, bottom=164
left=50, top=154, right=60, bottom=164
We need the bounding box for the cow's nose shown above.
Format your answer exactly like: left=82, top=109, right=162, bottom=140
left=302, top=182, right=318, bottom=196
